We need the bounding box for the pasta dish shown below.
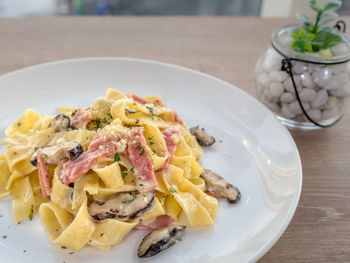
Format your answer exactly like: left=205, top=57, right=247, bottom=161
left=0, top=88, right=240, bottom=257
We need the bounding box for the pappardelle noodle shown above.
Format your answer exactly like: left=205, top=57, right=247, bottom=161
left=0, top=88, right=219, bottom=252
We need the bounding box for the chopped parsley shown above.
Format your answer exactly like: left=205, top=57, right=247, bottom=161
left=122, top=172, right=128, bottom=178
left=199, top=175, right=204, bottom=179
left=136, top=145, right=144, bottom=156
left=148, top=137, right=153, bottom=140
left=122, top=197, right=136, bottom=204
left=102, top=118, right=107, bottom=123
left=107, top=113, right=113, bottom=118
left=43, top=154, right=49, bottom=159
left=135, top=141, right=140, bottom=145
left=34, top=147, right=39, bottom=152
left=130, top=167, right=135, bottom=173
left=93, top=120, right=101, bottom=129
left=28, top=205, right=34, bottom=221
left=135, top=119, right=140, bottom=124
left=146, top=106, right=155, bottom=120
left=100, top=233, right=104, bottom=237
left=69, top=252, right=74, bottom=255
left=139, top=184, right=144, bottom=186
left=169, top=187, right=177, bottom=193
left=150, top=141, right=154, bottom=145
left=2, top=235, right=7, bottom=239
left=114, top=152, right=120, bottom=162
left=71, top=110, right=77, bottom=116
left=61, top=246, right=67, bottom=249
left=151, top=149, right=156, bottom=154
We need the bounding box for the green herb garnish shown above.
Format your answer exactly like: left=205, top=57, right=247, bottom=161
left=28, top=205, right=34, bottom=221
left=94, top=120, right=101, bottom=129
left=100, top=233, right=104, bottom=237
left=102, top=118, right=107, bottom=123
left=72, top=110, right=77, bottom=116
left=122, top=197, right=136, bottom=204
left=292, top=0, right=343, bottom=53
left=114, top=152, right=120, bottom=162
left=122, top=172, right=128, bottom=178
left=69, top=252, right=74, bottom=255
left=139, top=184, right=144, bottom=186
left=107, top=113, right=113, bottom=118
left=61, top=246, right=67, bottom=249
left=130, top=167, right=135, bottom=173
left=2, top=235, right=7, bottom=239
left=169, top=187, right=177, bottom=193
left=34, top=147, right=39, bottom=152
left=135, top=119, right=140, bottom=124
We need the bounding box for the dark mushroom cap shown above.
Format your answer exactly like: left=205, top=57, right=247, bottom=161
left=201, top=169, right=241, bottom=203
left=30, top=141, right=84, bottom=167
left=48, top=114, right=70, bottom=132
left=189, top=126, right=215, bottom=146
left=138, top=224, right=186, bottom=258
left=88, top=191, right=155, bottom=221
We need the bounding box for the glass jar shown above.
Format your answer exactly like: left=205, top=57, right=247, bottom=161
left=255, top=25, right=350, bottom=130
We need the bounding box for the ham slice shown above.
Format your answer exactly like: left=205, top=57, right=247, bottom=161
left=127, top=93, right=149, bottom=105
left=159, top=126, right=182, bottom=171
left=36, top=149, right=52, bottom=198
left=134, top=215, right=173, bottom=230
left=128, top=127, right=157, bottom=192
left=173, top=111, right=184, bottom=125
left=62, top=134, right=123, bottom=184
left=71, top=108, right=92, bottom=129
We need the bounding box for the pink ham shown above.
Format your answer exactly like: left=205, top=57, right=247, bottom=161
left=173, top=111, right=184, bottom=125
left=127, top=93, right=149, bottom=105
left=159, top=126, right=182, bottom=171
left=62, top=134, right=123, bottom=184
left=134, top=215, right=173, bottom=230
left=36, top=149, right=52, bottom=198
left=128, top=127, right=158, bottom=192
left=71, top=108, right=92, bottom=129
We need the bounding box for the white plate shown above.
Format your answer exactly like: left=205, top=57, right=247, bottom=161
left=0, top=58, right=302, bottom=263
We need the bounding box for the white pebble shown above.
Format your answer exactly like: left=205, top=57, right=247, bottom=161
left=303, top=102, right=311, bottom=111
left=300, top=72, right=314, bottom=88
left=284, top=75, right=302, bottom=93
left=308, top=63, right=322, bottom=74
left=307, top=109, right=321, bottom=121
left=293, top=62, right=308, bottom=74
left=268, top=70, right=288, bottom=83
left=323, top=96, right=338, bottom=110
left=262, top=99, right=280, bottom=112
left=329, top=64, right=346, bottom=74
left=288, top=101, right=303, bottom=115
left=281, top=103, right=296, bottom=119
left=280, top=92, right=296, bottom=103
left=330, top=84, right=350, bottom=97
left=263, top=88, right=274, bottom=102
left=324, top=73, right=348, bottom=90
left=270, top=82, right=284, bottom=98
left=257, top=72, right=270, bottom=88
left=311, top=90, right=328, bottom=109
left=312, top=68, right=332, bottom=87
left=331, top=42, right=350, bottom=56
left=322, top=108, right=339, bottom=120
left=300, top=88, right=316, bottom=102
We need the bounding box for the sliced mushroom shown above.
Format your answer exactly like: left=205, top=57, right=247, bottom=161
left=138, top=224, right=186, bottom=258
left=88, top=191, right=155, bottom=221
left=30, top=141, right=84, bottom=167
left=201, top=169, right=241, bottom=203
left=189, top=126, right=215, bottom=146
left=48, top=114, right=70, bottom=132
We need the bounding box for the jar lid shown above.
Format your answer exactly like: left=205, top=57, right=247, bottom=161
left=272, top=24, right=350, bottom=64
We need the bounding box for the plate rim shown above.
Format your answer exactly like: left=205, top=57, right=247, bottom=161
left=0, top=57, right=302, bottom=262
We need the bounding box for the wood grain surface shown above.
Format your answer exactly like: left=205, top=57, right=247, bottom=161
left=0, top=17, right=349, bottom=262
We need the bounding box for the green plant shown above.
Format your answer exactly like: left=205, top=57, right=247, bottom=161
left=291, top=0, right=343, bottom=53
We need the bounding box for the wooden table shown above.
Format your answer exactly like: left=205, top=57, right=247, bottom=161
left=1, top=17, right=350, bottom=262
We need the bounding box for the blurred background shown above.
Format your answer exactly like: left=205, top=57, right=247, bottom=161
left=0, top=0, right=349, bottom=17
